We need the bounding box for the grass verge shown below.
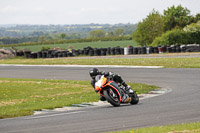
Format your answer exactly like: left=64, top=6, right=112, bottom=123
left=0, top=78, right=157, bottom=119
left=110, top=122, right=200, bottom=133
left=0, top=57, right=200, bottom=68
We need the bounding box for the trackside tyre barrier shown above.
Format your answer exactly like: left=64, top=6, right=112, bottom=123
left=115, top=47, right=121, bottom=55
left=158, top=47, right=163, bottom=54
left=129, top=46, right=133, bottom=54
left=133, top=47, right=138, bottom=54
left=154, top=47, right=159, bottom=54
left=176, top=45, right=181, bottom=53
left=141, top=47, right=146, bottom=54
left=181, top=45, right=186, bottom=52
left=31, top=53, right=37, bottom=58
left=111, top=48, right=115, bottom=55
left=89, top=49, right=94, bottom=56
left=146, top=47, right=150, bottom=54
left=162, top=46, right=167, bottom=53
left=23, top=44, right=200, bottom=58
left=124, top=47, right=129, bottom=55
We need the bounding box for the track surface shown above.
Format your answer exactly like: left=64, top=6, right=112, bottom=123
left=0, top=65, right=200, bottom=133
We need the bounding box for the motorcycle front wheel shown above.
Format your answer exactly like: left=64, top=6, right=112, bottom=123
left=103, top=88, right=120, bottom=107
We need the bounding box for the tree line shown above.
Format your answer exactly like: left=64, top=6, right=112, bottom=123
left=133, top=5, right=200, bottom=46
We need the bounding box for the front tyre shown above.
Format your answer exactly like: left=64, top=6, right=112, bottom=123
left=103, top=88, right=120, bottom=107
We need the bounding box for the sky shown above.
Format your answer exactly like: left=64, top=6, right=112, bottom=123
left=0, top=0, right=200, bottom=25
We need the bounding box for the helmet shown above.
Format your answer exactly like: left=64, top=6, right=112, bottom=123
left=89, top=68, right=99, bottom=79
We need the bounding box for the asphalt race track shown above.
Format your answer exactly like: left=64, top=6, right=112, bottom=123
left=0, top=65, right=200, bottom=133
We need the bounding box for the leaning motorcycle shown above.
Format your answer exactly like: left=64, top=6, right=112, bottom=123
left=95, top=75, right=139, bottom=107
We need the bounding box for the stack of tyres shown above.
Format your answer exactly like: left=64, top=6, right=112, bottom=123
left=133, top=47, right=138, bottom=54
left=138, top=47, right=142, bottom=54
left=110, top=48, right=115, bottom=55
left=75, top=50, right=80, bottom=56
left=24, top=51, right=31, bottom=58
left=175, top=45, right=181, bottom=53
left=153, top=47, right=159, bottom=54
left=47, top=50, right=53, bottom=58
left=62, top=51, right=68, bottom=57
left=120, top=48, right=124, bottom=55
left=181, top=45, right=186, bottom=52
left=158, top=47, right=163, bottom=54
left=31, top=52, right=37, bottom=58
left=72, top=49, right=76, bottom=56
left=42, top=51, right=47, bottom=58
left=129, top=46, right=133, bottom=54
left=149, top=47, right=154, bottom=54
left=107, top=47, right=111, bottom=55
left=67, top=51, right=73, bottom=57
left=79, top=49, right=84, bottom=55
left=115, top=47, right=121, bottom=55
left=16, top=51, right=24, bottom=56
left=141, top=47, right=146, bottom=54
left=124, top=47, right=129, bottom=55
left=167, top=47, right=172, bottom=53
left=53, top=51, right=58, bottom=58
left=84, top=49, right=89, bottom=55
left=101, top=48, right=107, bottom=56
left=37, top=52, right=42, bottom=58
left=89, top=49, right=94, bottom=56
left=94, top=48, right=101, bottom=56
left=162, top=46, right=167, bottom=53
left=171, top=46, right=176, bottom=53
left=57, top=52, right=63, bottom=58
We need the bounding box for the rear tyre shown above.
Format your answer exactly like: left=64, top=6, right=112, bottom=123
left=130, top=91, right=139, bottom=105
left=103, top=88, right=120, bottom=107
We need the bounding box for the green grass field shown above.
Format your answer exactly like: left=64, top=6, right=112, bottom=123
left=1, top=57, right=200, bottom=68
left=15, top=40, right=138, bottom=52
left=0, top=78, right=157, bottom=119
left=110, top=122, right=200, bottom=133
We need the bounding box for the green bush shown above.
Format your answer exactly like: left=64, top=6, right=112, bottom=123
left=151, top=21, right=200, bottom=46
left=151, top=29, right=189, bottom=46
left=41, top=46, right=51, bottom=51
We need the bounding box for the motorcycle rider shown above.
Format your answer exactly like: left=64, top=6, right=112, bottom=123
left=89, top=68, right=133, bottom=101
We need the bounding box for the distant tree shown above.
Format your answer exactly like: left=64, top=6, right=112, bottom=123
left=114, top=28, right=124, bottom=37
left=38, top=36, right=46, bottom=42
left=183, top=21, right=200, bottom=44
left=195, top=13, right=200, bottom=22
left=107, top=31, right=114, bottom=37
left=89, top=30, right=105, bottom=38
left=60, top=33, right=66, bottom=39
left=0, top=41, right=3, bottom=45
left=163, top=5, right=192, bottom=31
left=133, top=10, right=164, bottom=46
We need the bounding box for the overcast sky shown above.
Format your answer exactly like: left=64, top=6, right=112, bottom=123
left=0, top=0, right=199, bottom=25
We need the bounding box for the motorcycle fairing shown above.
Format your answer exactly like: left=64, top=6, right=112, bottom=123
left=95, top=75, right=122, bottom=102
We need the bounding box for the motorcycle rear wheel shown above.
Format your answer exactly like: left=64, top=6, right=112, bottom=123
left=130, top=91, right=139, bottom=105
left=103, top=88, right=120, bottom=107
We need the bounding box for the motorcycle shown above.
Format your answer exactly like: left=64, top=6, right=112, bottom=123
left=95, top=75, right=139, bottom=107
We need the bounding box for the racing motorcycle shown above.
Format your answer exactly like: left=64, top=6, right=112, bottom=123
left=95, top=75, right=139, bottom=107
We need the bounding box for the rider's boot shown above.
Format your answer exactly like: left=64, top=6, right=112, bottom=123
left=121, top=81, right=133, bottom=93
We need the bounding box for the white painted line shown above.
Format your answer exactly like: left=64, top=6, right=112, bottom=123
left=0, top=64, right=163, bottom=68
left=24, top=111, right=85, bottom=120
